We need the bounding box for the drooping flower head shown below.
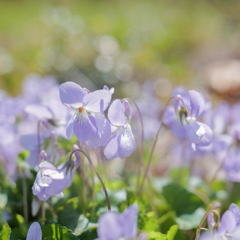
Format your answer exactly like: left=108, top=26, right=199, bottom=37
left=32, top=148, right=80, bottom=201
left=59, top=81, right=112, bottom=144
left=95, top=204, right=139, bottom=240
left=104, top=99, right=135, bottom=160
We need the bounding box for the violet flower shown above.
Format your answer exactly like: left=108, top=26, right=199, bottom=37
left=104, top=99, right=135, bottom=160
left=59, top=81, right=112, bottom=143
left=164, top=88, right=213, bottom=150
left=95, top=204, right=138, bottom=240
left=26, top=222, right=42, bottom=240
left=199, top=203, right=240, bottom=240
left=32, top=149, right=80, bottom=201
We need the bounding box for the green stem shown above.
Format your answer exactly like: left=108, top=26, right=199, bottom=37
left=139, top=96, right=186, bottom=200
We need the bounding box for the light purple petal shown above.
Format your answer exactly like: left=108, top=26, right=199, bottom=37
left=184, top=120, right=205, bottom=144
left=208, top=213, right=215, bottom=231
left=97, top=211, right=123, bottom=240
left=123, top=100, right=131, bottom=117
left=84, top=89, right=111, bottom=113
left=188, top=90, right=205, bottom=118
left=37, top=189, right=51, bottom=201
left=217, top=210, right=236, bottom=235
left=229, top=123, right=240, bottom=140
left=229, top=203, right=240, bottom=226
left=104, top=132, right=119, bottom=160
left=19, top=133, right=44, bottom=151
left=198, top=232, right=218, bottom=240
left=163, top=106, right=186, bottom=139
left=32, top=173, right=43, bottom=195
left=44, top=169, right=65, bottom=179
left=55, top=192, right=64, bottom=198
left=32, top=197, right=40, bottom=217
left=39, top=161, right=56, bottom=170
left=45, top=179, right=66, bottom=196
left=59, top=81, right=86, bottom=108
left=231, top=102, right=240, bottom=123
left=117, top=124, right=135, bottom=159
left=195, top=123, right=213, bottom=147
left=26, top=149, right=40, bottom=168
left=108, top=99, right=126, bottom=127
left=66, top=111, right=77, bottom=140
left=38, top=176, right=52, bottom=187
left=172, top=86, right=190, bottom=112
left=25, top=104, right=53, bottom=119
left=90, top=113, right=111, bottom=147
left=122, top=204, right=138, bottom=239
left=73, top=110, right=97, bottom=142
left=104, top=85, right=115, bottom=95
left=26, top=222, right=42, bottom=240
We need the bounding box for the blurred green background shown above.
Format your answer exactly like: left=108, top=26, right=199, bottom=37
left=0, top=0, right=240, bottom=96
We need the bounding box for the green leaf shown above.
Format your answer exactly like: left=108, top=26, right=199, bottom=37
left=0, top=194, right=7, bottom=209
left=42, top=224, right=79, bottom=240
left=95, top=189, right=127, bottom=206
left=148, top=231, right=168, bottom=240
left=166, top=225, right=178, bottom=240
left=0, top=224, right=11, bottom=240
left=138, top=212, right=159, bottom=232
left=176, top=207, right=205, bottom=230
left=57, top=198, right=82, bottom=231
left=162, top=183, right=203, bottom=216
left=151, top=177, right=170, bottom=193
left=16, top=151, right=30, bottom=169
left=73, top=214, right=97, bottom=236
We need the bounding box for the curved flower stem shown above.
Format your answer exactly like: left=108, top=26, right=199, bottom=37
left=138, top=96, right=186, bottom=200
left=69, top=149, right=111, bottom=211
left=121, top=98, right=144, bottom=198
left=83, top=143, right=96, bottom=215
left=195, top=209, right=220, bottom=240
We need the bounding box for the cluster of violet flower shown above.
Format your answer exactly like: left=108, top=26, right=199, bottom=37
left=3, top=76, right=240, bottom=239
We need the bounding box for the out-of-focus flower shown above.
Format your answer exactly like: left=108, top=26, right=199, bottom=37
left=59, top=81, right=112, bottom=143
left=203, top=101, right=231, bottom=137
left=104, top=99, right=135, bottom=160
left=19, top=132, right=51, bottom=169
left=213, top=124, right=240, bottom=182
left=95, top=204, right=138, bottom=240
